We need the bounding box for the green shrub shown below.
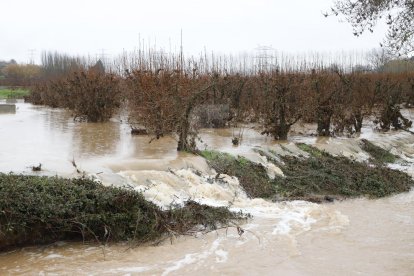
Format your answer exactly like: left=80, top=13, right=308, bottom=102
left=296, top=143, right=325, bottom=157
left=200, top=150, right=277, bottom=198
left=361, top=139, right=398, bottom=164
left=201, top=148, right=414, bottom=201
left=277, top=152, right=412, bottom=198
left=0, top=174, right=245, bottom=251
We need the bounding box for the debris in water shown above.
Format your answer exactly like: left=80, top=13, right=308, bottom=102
left=131, top=128, right=148, bottom=135
left=71, top=158, right=81, bottom=174
left=232, top=137, right=240, bottom=146
left=32, top=163, right=42, bottom=172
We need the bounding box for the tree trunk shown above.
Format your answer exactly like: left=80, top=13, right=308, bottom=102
left=275, top=106, right=289, bottom=140
left=177, top=110, right=193, bottom=152
left=276, top=124, right=289, bottom=140
left=353, top=111, right=363, bottom=133
left=317, top=106, right=332, bottom=136
left=176, top=84, right=214, bottom=152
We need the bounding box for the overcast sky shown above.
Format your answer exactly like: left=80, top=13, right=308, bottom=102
left=1, top=0, right=387, bottom=64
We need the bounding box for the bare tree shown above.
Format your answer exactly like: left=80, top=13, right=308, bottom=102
left=331, top=0, right=414, bottom=55
left=368, top=48, right=391, bottom=72
left=259, top=71, right=306, bottom=140
left=126, top=69, right=216, bottom=152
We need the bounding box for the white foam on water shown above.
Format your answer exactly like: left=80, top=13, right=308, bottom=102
left=214, top=249, right=228, bottom=263
left=119, top=168, right=250, bottom=209
left=43, top=254, right=64, bottom=260
left=109, top=266, right=152, bottom=273
left=272, top=202, right=317, bottom=235
left=257, top=155, right=284, bottom=179
left=161, top=238, right=223, bottom=275
left=119, top=167, right=330, bottom=240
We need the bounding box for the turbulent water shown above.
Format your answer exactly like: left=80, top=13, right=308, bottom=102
left=0, top=101, right=413, bottom=275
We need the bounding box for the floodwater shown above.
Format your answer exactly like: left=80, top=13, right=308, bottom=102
left=0, top=101, right=413, bottom=275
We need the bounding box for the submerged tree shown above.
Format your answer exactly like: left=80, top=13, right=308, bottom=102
left=66, top=70, right=121, bottom=122
left=331, top=0, right=414, bottom=55
left=373, top=73, right=412, bottom=131
left=258, top=71, right=306, bottom=140
left=333, top=72, right=374, bottom=134
left=126, top=69, right=216, bottom=152
left=308, top=71, right=342, bottom=136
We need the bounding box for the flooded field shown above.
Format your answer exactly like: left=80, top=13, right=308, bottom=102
left=0, top=101, right=413, bottom=275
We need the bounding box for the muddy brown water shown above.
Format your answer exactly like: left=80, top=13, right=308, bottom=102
left=0, top=101, right=413, bottom=275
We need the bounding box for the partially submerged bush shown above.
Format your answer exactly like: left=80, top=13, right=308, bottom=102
left=192, top=104, right=230, bottom=128
left=201, top=148, right=414, bottom=201
left=200, top=151, right=277, bottom=198
left=28, top=69, right=121, bottom=122
left=277, top=150, right=412, bottom=199
left=296, top=143, right=325, bottom=157
left=0, top=174, right=246, bottom=251
left=165, top=201, right=248, bottom=235
left=69, top=71, right=121, bottom=122
left=125, top=69, right=216, bottom=152
left=377, top=104, right=412, bottom=131
left=361, top=139, right=398, bottom=164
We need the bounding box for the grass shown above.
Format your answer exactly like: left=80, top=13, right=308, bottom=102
left=361, top=139, right=398, bottom=165
left=0, top=174, right=247, bottom=251
left=201, top=147, right=414, bottom=202
left=0, top=88, right=30, bottom=99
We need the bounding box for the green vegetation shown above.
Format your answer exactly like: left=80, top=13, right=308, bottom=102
left=277, top=150, right=411, bottom=199
left=201, top=147, right=414, bottom=201
left=361, top=139, right=398, bottom=165
left=200, top=151, right=276, bottom=198
left=0, top=88, right=30, bottom=99
left=296, top=143, right=325, bottom=157
left=0, top=174, right=246, bottom=251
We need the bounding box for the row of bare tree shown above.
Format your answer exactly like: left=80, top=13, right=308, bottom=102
left=28, top=53, right=414, bottom=152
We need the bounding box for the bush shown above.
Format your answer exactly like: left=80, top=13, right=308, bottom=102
left=201, top=148, right=414, bottom=201
left=0, top=174, right=245, bottom=251
left=200, top=151, right=277, bottom=198
left=360, top=139, right=398, bottom=164
left=66, top=71, right=121, bottom=122
left=277, top=152, right=412, bottom=198
left=27, top=70, right=121, bottom=122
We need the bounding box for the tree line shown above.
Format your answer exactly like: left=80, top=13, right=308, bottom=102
left=26, top=51, right=414, bottom=152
